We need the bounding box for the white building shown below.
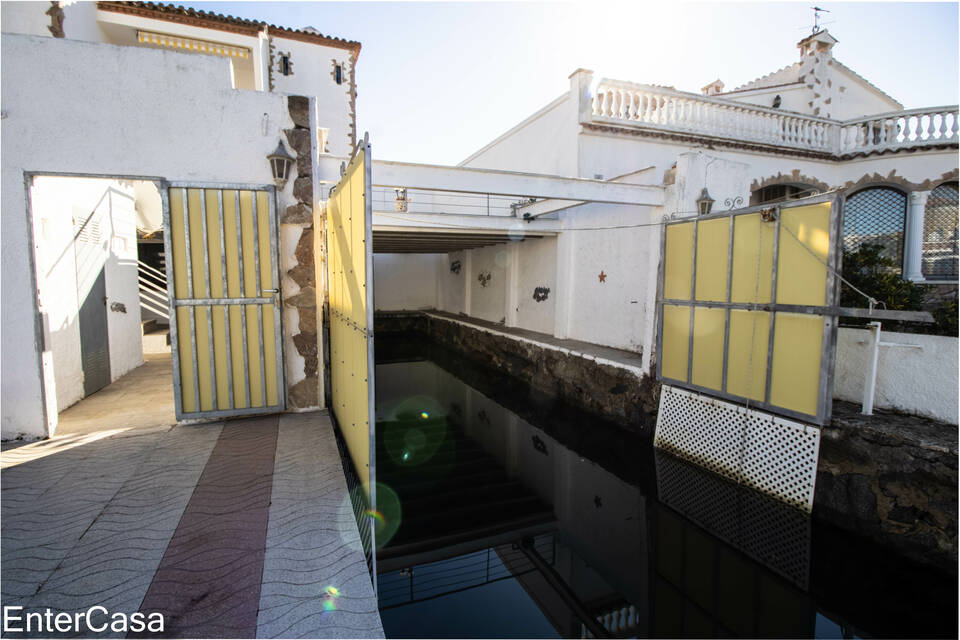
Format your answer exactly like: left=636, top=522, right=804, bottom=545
left=374, top=29, right=958, bottom=423
left=1, top=1, right=359, bottom=439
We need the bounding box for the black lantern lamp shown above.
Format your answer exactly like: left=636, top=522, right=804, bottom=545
left=267, top=141, right=296, bottom=190
left=697, top=188, right=715, bottom=216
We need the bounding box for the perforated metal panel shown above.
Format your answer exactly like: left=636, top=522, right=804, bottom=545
left=843, top=187, right=907, bottom=273
left=654, top=385, right=821, bottom=512
left=655, top=451, right=811, bottom=589
left=923, top=182, right=958, bottom=280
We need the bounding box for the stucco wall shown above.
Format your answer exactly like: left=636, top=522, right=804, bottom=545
left=460, top=94, right=579, bottom=176
left=271, top=35, right=355, bottom=157
left=514, top=237, right=557, bottom=335
left=1, top=34, right=293, bottom=439
left=468, top=244, right=508, bottom=323
left=373, top=253, right=443, bottom=311
left=439, top=251, right=466, bottom=314
left=834, top=327, right=959, bottom=424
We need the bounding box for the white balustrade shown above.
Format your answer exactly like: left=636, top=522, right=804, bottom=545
left=588, top=80, right=958, bottom=156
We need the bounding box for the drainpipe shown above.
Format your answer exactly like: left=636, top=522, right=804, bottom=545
left=860, top=321, right=924, bottom=415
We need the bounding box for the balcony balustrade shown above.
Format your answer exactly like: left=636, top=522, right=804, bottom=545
left=587, top=80, right=958, bottom=156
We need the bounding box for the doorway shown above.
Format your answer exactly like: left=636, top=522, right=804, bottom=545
left=29, top=174, right=175, bottom=437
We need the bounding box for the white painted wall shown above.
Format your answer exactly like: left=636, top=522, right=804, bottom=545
left=1, top=34, right=293, bottom=439
left=560, top=204, right=653, bottom=353
left=469, top=244, right=509, bottom=323
left=29, top=177, right=144, bottom=425
left=271, top=35, right=356, bottom=157
left=514, top=237, right=557, bottom=335
left=460, top=94, right=579, bottom=175
left=373, top=254, right=443, bottom=311
left=834, top=328, right=959, bottom=424
left=439, top=251, right=466, bottom=315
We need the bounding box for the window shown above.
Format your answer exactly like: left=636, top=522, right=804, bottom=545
left=843, top=187, right=907, bottom=274
left=334, top=63, right=343, bottom=85
left=279, top=53, right=292, bottom=76
left=923, top=182, right=959, bottom=280
left=750, top=183, right=816, bottom=205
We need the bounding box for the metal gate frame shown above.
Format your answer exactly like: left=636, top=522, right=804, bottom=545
left=324, top=137, right=377, bottom=578
left=161, top=181, right=286, bottom=421
left=655, top=192, right=844, bottom=426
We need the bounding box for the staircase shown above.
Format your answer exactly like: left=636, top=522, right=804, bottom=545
left=375, top=414, right=555, bottom=562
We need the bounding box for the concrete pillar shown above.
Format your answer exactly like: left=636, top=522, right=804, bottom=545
left=905, top=190, right=929, bottom=281
left=464, top=251, right=473, bottom=316
left=254, top=31, right=270, bottom=92
left=505, top=243, right=520, bottom=327
left=554, top=231, right=576, bottom=339
left=569, top=68, right=594, bottom=125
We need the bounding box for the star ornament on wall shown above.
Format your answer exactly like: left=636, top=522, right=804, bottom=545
left=598, top=271, right=607, bottom=283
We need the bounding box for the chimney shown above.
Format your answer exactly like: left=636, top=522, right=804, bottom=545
left=701, top=79, right=724, bottom=96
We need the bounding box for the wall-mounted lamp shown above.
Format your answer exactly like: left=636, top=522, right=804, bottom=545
left=696, top=188, right=715, bottom=216
left=267, top=141, right=296, bottom=190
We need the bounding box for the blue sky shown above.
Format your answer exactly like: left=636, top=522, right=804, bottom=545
left=188, top=2, right=959, bottom=165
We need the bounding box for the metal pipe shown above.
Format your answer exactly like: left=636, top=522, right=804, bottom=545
left=862, top=321, right=881, bottom=415
left=518, top=538, right=610, bottom=639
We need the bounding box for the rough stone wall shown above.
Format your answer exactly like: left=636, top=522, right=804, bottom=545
left=815, top=401, right=958, bottom=570
left=282, top=95, right=319, bottom=408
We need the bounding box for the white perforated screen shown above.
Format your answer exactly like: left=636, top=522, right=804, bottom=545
left=654, top=385, right=821, bottom=512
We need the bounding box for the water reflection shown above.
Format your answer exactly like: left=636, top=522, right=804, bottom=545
left=374, top=341, right=956, bottom=639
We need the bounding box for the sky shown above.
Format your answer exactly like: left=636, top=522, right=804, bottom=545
left=185, top=1, right=959, bottom=165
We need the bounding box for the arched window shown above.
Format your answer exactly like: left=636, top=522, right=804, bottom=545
left=750, top=183, right=817, bottom=205
left=923, top=182, right=959, bottom=280
left=843, top=187, right=907, bottom=274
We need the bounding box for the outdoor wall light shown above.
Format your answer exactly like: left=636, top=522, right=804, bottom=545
left=268, top=141, right=296, bottom=190
left=697, top=188, right=715, bottom=216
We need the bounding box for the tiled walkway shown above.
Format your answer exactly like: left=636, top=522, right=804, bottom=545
left=1, top=413, right=383, bottom=639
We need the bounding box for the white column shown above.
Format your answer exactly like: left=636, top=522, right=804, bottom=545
left=253, top=31, right=270, bottom=92
left=463, top=251, right=473, bottom=316
left=554, top=230, right=576, bottom=339
left=505, top=243, right=520, bottom=327
left=905, top=190, right=929, bottom=281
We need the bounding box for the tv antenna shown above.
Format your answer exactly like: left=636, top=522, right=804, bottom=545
left=810, top=6, right=830, bottom=34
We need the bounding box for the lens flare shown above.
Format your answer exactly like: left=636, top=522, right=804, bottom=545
left=383, top=396, right=447, bottom=467
left=321, top=585, right=340, bottom=617
left=365, top=509, right=386, bottom=526
left=419, top=411, right=429, bottom=420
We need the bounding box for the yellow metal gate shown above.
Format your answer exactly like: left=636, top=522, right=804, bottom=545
left=657, top=194, right=843, bottom=425
left=163, top=184, right=285, bottom=421
left=325, top=141, right=376, bottom=534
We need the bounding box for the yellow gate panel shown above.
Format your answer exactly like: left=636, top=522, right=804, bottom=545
left=691, top=307, right=725, bottom=389
left=661, top=305, right=690, bottom=382
left=769, top=313, right=824, bottom=416
left=695, top=218, right=730, bottom=302
left=777, top=203, right=831, bottom=306
left=657, top=195, right=842, bottom=424
left=325, top=142, right=375, bottom=502
left=664, top=222, right=694, bottom=300
left=164, top=184, right=285, bottom=420
left=726, top=310, right=770, bottom=402
left=731, top=213, right=776, bottom=304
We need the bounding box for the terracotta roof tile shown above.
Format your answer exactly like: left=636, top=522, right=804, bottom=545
left=97, top=2, right=361, bottom=55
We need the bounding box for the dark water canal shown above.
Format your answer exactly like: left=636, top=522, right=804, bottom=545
left=372, top=338, right=956, bottom=639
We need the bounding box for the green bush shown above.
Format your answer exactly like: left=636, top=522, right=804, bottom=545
left=840, top=243, right=957, bottom=336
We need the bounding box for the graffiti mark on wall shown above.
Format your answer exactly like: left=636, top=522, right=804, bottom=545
left=533, top=286, right=550, bottom=302
left=478, top=270, right=492, bottom=287
left=450, top=260, right=462, bottom=274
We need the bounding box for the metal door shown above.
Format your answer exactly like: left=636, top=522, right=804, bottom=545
left=79, top=267, right=111, bottom=396
left=163, top=184, right=285, bottom=421
left=325, top=139, right=376, bottom=556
